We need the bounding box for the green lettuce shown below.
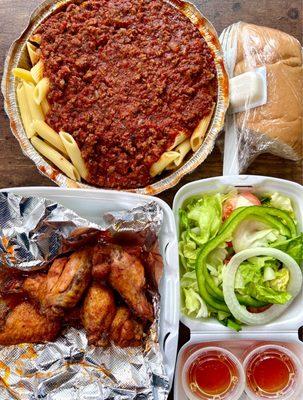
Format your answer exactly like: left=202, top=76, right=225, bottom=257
left=179, top=193, right=223, bottom=271
left=270, top=268, right=290, bottom=292
left=268, top=192, right=295, bottom=217
left=206, top=244, right=228, bottom=287
left=245, top=283, right=292, bottom=304
left=186, top=193, right=222, bottom=244
left=271, top=234, right=303, bottom=266
left=181, top=271, right=209, bottom=318
left=232, top=219, right=282, bottom=253
left=235, top=257, right=291, bottom=305
left=179, top=193, right=225, bottom=318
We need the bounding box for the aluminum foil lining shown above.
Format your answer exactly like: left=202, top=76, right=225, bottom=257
left=0, top=192, right=168, bottom=400
left=1, top=0, right=229, bottom=196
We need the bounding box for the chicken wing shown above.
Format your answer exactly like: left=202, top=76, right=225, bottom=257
left=23, top=273, right=48, bottom=305
left=81, top=282, right=116, bottom=346
left=43, top=248, right=93, bottom=315
left=0, top=268, right=24, bottom=295
left=0, top=302, right=61, bottom=345
left=110, top=307, right=144, bottom=348
left=92, top=245, right=111, bottom=280
left=0, top=299, right=10, bottom=330
left=107, top=247, right=154, bottom=321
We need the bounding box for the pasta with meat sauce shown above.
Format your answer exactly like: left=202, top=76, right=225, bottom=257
left=15, top=0, right=217, bottom=189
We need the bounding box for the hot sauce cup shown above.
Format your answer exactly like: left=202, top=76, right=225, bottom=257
left=181, top=346, right=245, bottom=400
left=243, top=344, right=303, bottom=400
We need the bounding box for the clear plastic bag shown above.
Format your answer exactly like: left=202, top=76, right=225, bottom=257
left=220, top=22, right=303, bottom=174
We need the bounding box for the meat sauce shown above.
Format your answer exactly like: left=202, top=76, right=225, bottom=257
left=36, top=0, right=217, bottom=189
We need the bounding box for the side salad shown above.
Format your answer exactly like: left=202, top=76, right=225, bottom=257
left=179, top=190, right=303, bottom=331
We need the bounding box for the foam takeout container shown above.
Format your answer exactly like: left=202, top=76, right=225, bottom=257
left=172, top=175, right=303, bottom=399
left=3, top=186, right=180, bottom=391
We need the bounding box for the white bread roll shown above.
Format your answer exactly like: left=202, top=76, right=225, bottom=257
left=235, top=23, right=302, bottom=160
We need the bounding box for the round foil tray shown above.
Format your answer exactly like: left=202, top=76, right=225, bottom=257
left=1, top=0, right=229, bottom=195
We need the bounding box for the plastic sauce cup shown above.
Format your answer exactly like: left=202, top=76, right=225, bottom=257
left=243, top=344, right=303, bottom=400
left=181, top=346, right=245, bottom=400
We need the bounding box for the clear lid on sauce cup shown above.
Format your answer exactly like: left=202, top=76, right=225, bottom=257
left=243, top=344, right=303, bottom=400
left=181, top=346, right=245, bottom=400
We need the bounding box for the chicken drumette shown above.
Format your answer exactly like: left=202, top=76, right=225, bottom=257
left=0, top=301, right=60, bottom=345
left=93, top=246, right=154, bottom=321
left=81, top=282, right=116, bottom=346
left=110, top=306, right=144, bottom=348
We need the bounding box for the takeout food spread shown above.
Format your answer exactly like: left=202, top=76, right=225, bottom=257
left=0, top=0, right=303, bottom=399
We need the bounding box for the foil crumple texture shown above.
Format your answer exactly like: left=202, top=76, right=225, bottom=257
left=0, top=192, right=168, bottom=400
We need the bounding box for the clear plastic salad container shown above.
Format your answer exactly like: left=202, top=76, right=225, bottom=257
left=172, top=175, right=303, bottom=399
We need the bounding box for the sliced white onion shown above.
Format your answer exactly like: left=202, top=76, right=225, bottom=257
left=223, top=247, right=303, bottom=325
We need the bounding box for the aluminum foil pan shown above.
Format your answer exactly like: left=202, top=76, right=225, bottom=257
left=1, top=0, right=229, bottom=195
left=0, top=192, right=168, bottom=400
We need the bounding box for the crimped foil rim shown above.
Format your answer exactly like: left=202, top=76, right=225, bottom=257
left=1, top=0, right=229, bottom=195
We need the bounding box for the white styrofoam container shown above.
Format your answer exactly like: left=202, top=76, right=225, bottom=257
left=172, top=175, right=303, bottom=399
left=2, top=186, right=180, bottom=390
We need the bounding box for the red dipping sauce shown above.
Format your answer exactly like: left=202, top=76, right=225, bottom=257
left=244, top=345, right=302, bottom=399
left=183, top=347, right=244, bottom=399
left=249, top=356, right=291, bottom=393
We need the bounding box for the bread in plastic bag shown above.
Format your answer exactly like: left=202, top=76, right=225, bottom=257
left=220, top=22, right=302, bottom=174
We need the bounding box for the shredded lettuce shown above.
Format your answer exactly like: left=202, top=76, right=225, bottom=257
left=186, top=194, right=222, bottom=243
left=271, top=234, right=303, bottom=266
left=245, top=283, right=292, bottom=305
left=268, top=192, right=295, bottom=217
left=263, top=266, right=276, bottom=281
left=179, top=194, right=223, bottom=270
left=206, top=244, right=228, bottom=287
left=270, top=268, right=290, bottom=292
left=181, top=271, right=209, bottom=318
left=179, top=193, right=225, bottom=318
left=232, top=219, right=283, bottom=253
left=183, top=288, right=209, bottom=319
left=235, top=257, right=291, bottom=305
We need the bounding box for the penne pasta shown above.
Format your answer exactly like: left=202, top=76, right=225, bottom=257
left=150, top=151, right=179, bottom=177
left=12, top=68, right=35, bottom=84
left=190, top=104, right=215, bottom=152
left=27, top=42, right=40, bottom=66
left=166, top=139, right=191, bottom=169
left=31, top=136, right=81, bottom=181
left=59, top=131, right=88, bottom=179
left=168, top=131, right=188, bottom=151
left=31, top=60, right=44, bottom=83
left=41, top=98, right=51, bottom=115
left=29, top=34, right=42, bottom=45
left=16, top=83, right=35, bottom=139
left=31, top=120, right=68, bottom=156
left=23, top=81, right=45, bottom=122
left=33, top=77, right=50, bottom=105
